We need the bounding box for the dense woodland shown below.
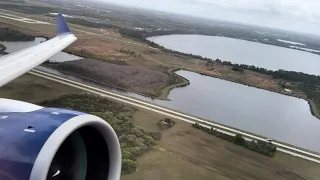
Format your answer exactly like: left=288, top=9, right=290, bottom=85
left=0, top=28, right=35, bottom=41
left=39, top=94, right=161, bottom=175
left=47, top=59, right=181, bottom=98
left=192, top=123, right=277, bottom=157
left=1, top=3, right=59, bottom=14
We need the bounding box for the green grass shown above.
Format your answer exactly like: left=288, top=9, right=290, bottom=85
left=127, top=108, right=320, bottom=180
left=0, top=73, right=82, bottom=103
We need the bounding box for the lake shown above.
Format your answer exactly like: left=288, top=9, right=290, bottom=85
left=0, top=37, right=82, bottom=62
left=2, top=37, right=320, bottom=152
left=148, top=35, right=320, bottom=75
left=40, top=66, right=320, bottom=153
left=153, top=71, right=320, bottom=153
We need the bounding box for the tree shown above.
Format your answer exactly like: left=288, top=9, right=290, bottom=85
left=122, top=150, right=132, bottom=159
left=233, top=134, right=245, bottom=145
left=126, top=134, right=137, bottom=143
left=122, top=159, right=138, bottom=174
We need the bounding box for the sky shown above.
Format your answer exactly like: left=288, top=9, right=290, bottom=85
left=93, top=0, right=320, bottom=35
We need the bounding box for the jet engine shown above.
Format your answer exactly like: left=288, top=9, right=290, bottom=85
left=0, top=99, right=121, bottom=180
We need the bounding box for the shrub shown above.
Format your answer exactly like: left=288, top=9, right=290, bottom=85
left=148, top=132, right=162, bottom=141
left=122, top=159, right=138, bottom=175
left=233, top=134, right=245, bottom=145
left=157, top=118, right=175, bottom=129
left=191, top=124, right=277, bottom=157
left=231, top=66, right=244, bottom=72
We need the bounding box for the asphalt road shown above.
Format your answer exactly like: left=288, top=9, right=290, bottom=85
left=29, top=69, right=320, bottom=164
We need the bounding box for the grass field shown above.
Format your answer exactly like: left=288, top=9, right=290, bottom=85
left=123, top=109, right=320, bottom=180
left=0, top=73, right=319, bottom=180
left=0, top=3, right=319, bottom=179
left=0, top=73, right=82, bottom=103
left=0, top=9, right=308, bottom=101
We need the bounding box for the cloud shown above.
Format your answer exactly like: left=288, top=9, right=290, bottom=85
left=94, top=0, right=320, bottom=34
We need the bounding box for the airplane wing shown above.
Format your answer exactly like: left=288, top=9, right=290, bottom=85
left=0, top=14, right=77, bottom=87
left=0, top=14, right=122, bottom=180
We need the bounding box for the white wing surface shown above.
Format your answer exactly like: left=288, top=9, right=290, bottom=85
left=0, top=14, right=77, bottom=87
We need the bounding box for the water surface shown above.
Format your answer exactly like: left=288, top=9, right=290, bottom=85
left=39, top=66, right=320, bottom=153
left=0, top=37, right=82, bottom=62
left=148, top=35, right=320, bottom=75
left=160, top=71, right=320, bottom=152
left=3, top=37, right=320, bottom=152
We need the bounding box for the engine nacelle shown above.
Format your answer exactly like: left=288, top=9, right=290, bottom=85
left=0, top=100, right=121, bottom=180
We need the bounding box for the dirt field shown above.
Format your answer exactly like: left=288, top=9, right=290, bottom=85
left=122, top=109, right=320, bottom=180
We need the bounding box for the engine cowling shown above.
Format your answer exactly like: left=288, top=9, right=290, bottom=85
left=0, top=100, right=121, bottom=180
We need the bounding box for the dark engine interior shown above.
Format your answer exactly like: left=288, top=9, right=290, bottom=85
left=47, top=127, right=110, bottom=180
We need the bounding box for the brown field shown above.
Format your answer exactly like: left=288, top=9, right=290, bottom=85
left=123, top=109, right=320, bottom=180
left=47, top=58, right=183, bottom=97
left=0, top=8, right=307, bottom=101
left=68, top=36, right=134, bottom=61
left=0, top=3, right=319, bottom=180
left=1, top=73, right=319, bottom=180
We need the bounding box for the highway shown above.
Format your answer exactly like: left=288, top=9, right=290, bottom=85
left=29, top=69, right=320, bottom=164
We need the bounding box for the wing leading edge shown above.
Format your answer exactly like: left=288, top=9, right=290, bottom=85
left=0, top=14, right=77, bottom=87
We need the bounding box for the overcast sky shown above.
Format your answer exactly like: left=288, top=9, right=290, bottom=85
left=93, top=0, right=320, bottom=35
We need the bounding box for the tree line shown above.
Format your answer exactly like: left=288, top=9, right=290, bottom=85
left=192, top=123, right=277, bottom=157
left=149, top=40, right=320, bottom=88
left=0, top=28, right=35, bottom=41
left=227, top=62, right=320, bottom=86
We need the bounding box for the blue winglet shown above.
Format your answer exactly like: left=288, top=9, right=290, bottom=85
left=56, top=13, right=71, bottom=36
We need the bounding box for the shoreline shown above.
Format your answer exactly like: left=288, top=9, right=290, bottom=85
left=40, top=65, right=190, bottom=101
left=146, top=39, right=320, bottom=120
left=43, top=56, right=320, bottom=121
left=1, top=18, right=319, bottom=119
left=185, top=69, right=320, bottom=120
left=29, top=68, right=320, bottom=156
left=146, top=34, right=320, bottom=57
left=158, top=68, right=190, bottom=100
